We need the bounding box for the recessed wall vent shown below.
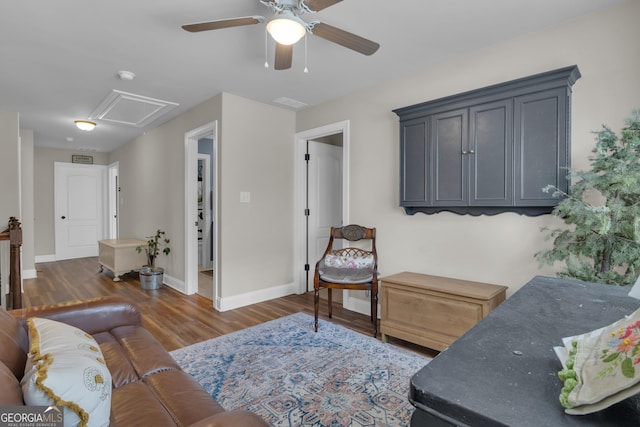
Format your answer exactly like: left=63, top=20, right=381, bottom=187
left=273, top=97, right=308, bottom=109
left=90, top=90, right=179, bottom=128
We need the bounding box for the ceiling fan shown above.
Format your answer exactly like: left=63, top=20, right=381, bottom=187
left=182, top=0, right=380, bottom=70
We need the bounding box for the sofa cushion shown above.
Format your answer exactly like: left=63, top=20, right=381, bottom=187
left=110, top=381, right=179, bottom=426
left=21, top=317, right=112, bottom=427
left=0, top=307, right=28, bottom=379
left=0, top=362, right=23, bottom=405
left=110, top=325, right=182, bottom=377
left=92, top=331, right=139, bottom=389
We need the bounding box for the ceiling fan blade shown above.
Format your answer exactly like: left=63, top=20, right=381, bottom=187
left=274, top=43, right=293, bottom=70
left=310, top=22, right=379, bottom=56
left=303, top=0, right=343, bottom=12
left=182, top=16, right=264, bottom=33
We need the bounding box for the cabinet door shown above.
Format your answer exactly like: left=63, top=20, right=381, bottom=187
left=469, top=99, right=513, bottom=206
left=514, top=88, right=568, bottom=206
left=431, top=109, right=468, bottom=206
left=400, top=118, right=429, bottom=205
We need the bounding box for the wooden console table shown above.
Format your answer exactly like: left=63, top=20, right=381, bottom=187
left=380, top=272, right=507, bottom=351
left=98, top=238, right=147, bottom=281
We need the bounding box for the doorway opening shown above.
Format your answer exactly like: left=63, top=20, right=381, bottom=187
left=185, top=122, right=217, bottom=305
left=294, top=120, right=350, bottom=298
left=197, top=145, right=214, bottom=299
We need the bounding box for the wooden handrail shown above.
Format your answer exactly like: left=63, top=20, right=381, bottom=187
left=0, top=217, right=22, bottom=309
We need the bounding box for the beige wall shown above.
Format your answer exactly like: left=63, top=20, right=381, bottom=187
left=33, top=148, right=110, bottom=257
left=109, top=96, right=224, bottom=282
left=0, top=111, right=20, bottom=222
left=296, top=0, right=640, bottom=295
left=218, top=93, right=295, bottom=297
left=109, top=92, right=295, bottom=298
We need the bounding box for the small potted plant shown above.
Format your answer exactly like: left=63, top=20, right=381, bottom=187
left=136, top=229, right=171, bottom=290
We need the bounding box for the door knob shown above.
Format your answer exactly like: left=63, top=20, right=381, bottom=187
left=61, top=216, right=66, bottom=219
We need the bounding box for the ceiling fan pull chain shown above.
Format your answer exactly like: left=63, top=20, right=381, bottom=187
left=264, top=28, right=270, bottom=68
left=304, top=32, right=309, bottom=73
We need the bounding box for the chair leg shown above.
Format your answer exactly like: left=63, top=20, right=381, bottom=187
left=328, top=288, right=333, bottom=319
left=371, top=289, right=378, bottom=338
left=314, top=288, right=320, bottom=332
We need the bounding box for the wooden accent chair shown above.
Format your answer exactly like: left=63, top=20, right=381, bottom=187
left=313, top=224, right=379, bottom=337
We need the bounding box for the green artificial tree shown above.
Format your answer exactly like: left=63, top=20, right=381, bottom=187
left=536, top=109, right=640, bottom=285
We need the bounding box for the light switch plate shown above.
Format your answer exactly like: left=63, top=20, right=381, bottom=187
left=240, top=191, right=251, bottom=203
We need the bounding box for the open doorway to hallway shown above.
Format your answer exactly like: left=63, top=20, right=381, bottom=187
left=185, top=122, right=217, bottom=306
left=197, top=144, right=214, bottom=300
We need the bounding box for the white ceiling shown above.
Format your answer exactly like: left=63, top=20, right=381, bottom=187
left=0, top=0, right=623, bottom=152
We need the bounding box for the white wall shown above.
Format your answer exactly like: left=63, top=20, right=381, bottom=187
left=296, top=0, right=640, bottom=295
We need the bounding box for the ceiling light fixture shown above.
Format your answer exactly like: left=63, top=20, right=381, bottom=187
left=117, top=70, right=136, bottom=81
left=74, top=120, right=96, bottom=131
left=266, top=11, right=306, bottom=45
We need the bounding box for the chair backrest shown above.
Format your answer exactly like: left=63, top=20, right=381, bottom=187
left=322, top=224, right=377, bottom=260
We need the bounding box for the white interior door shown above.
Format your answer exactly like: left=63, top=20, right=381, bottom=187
left=307, top=140, right=343, bottom=284
left=54, top=162, right=107, bottom=260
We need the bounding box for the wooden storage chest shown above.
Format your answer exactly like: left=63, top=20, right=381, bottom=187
left=98, top=238, right=147, bottom=282
left=380, top=272, right=508, bottom=351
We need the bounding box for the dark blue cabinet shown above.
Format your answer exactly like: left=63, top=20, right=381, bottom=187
left=394, top=65, right=581, bottom=216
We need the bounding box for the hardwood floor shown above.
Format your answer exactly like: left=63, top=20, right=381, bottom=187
left=23, top=257, right=437, bottom=357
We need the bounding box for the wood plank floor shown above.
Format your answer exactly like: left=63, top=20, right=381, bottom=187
left=23, top=257, right=437, bottom=357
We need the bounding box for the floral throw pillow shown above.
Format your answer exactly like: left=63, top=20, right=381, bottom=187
left=324, top=253, right=374, bottom=270
left=558, top=307, right=640, bottom=414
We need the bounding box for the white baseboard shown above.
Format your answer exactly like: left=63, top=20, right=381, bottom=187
left=162, top=274, right=185, bottom=294
left=22, top=269, right=37, bottom=279
left=344, top=291, right=381, bottom=319
left=35, top=255, right=56, bottom=263
left=216, top=282, right=297, bottom=312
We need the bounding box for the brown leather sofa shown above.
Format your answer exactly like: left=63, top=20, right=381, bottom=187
left=0, top=296, right=269, bottom=427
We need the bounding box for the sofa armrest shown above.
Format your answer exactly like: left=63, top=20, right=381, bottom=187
left=9, top=296, right=142, bottom=335
left=188, top=411, right=270, bottom=427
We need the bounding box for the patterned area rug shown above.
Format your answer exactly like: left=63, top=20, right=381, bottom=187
left=170, top=312, right=431, bottom=427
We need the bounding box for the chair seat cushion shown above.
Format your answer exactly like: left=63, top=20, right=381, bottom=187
left=319, top=265, right=374, bottom=284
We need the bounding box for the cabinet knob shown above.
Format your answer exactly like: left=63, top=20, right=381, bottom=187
left=469, top=150, right=475, bottom=154
left=462, top=150, right=468, bottom=155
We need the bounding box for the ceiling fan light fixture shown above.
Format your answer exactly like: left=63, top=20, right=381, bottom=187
left=74, top=120, right=96, bottom=131
left=266, top=13, right=306, bottom=45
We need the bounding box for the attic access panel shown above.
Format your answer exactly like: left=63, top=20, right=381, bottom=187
left=90, top=90, right=179, bottom=128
